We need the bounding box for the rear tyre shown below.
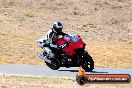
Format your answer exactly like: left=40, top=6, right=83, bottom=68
left=82, top=52, right=94, bottom=72
left=45, top=59, right=60, bottom=70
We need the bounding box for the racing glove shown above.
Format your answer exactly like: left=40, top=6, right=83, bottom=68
left=49, top=44, right=58, bottom=48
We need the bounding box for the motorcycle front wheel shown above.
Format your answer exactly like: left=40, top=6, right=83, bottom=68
left=81, top=51, right=94, bottom=72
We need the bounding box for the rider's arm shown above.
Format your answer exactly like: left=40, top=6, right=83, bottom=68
left=46, top=29, right=58, bottom=48
left=46, top=29, right=54, bottom=44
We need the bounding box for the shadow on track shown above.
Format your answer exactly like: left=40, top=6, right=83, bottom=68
left=58, top=70, right=78, bottom=72
left=58, top=70, right=108, bottom=73
left=90, top=71, right=108, bottom=73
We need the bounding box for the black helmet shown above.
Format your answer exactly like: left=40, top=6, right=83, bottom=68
left=53, top=21, right=63, bottom=33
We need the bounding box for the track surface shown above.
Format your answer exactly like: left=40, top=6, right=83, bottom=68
left=0, top=65, right=132, bottom=78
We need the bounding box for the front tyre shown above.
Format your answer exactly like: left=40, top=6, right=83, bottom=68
left=45, top=59, right=60, bottom=70
left=82, top=51, right=94, bottom=72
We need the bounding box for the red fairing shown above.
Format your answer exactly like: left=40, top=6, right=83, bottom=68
left=55, top=35, right=85, bottom=56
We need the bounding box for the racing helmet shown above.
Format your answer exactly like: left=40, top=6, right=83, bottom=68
left=53, top=21, right=63, bottom=33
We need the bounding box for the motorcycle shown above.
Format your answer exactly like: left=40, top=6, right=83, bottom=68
left=37, top=34, right=94, bottom=71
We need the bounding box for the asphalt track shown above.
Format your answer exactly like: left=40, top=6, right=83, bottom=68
left=0, top=65, right=132, bottom=78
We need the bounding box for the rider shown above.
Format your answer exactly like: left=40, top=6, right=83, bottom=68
left=36, top=21, right=67, bottom=58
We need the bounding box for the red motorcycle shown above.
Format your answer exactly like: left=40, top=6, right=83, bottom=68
left=38, top=34, right=94, bottom=71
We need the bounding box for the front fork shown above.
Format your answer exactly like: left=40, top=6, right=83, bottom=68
left=77, top=50, right=87, bottom=65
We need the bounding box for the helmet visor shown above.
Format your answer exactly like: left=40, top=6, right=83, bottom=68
left=55, top=28, right=62, bottom=33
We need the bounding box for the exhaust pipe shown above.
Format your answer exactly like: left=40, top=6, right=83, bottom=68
left=37, top=54, right=51, bottom=64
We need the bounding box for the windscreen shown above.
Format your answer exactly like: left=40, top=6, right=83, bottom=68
left=64, top=34, right=80, bottom=42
